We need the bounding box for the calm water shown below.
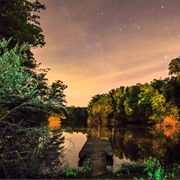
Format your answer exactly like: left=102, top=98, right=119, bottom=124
left=60, top=125, right=180, bottom=171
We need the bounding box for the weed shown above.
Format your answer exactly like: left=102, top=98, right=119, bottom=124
left=116, top=164, right=123, bottom=177
left=81, top=158, right=92, bottom=174
left=61, top=159, right=92, bottom=178
left=133, top=157, right=180, bottom=180
left=61, top=164, right=79, bottom=177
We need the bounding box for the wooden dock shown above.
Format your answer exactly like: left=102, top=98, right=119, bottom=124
left=79, top=137, right=113, bottom=176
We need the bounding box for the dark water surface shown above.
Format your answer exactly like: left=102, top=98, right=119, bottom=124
left=61, top=125, right=180, bottom=171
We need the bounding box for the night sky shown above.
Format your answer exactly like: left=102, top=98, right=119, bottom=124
left=32, top=0, right=180, bottom=107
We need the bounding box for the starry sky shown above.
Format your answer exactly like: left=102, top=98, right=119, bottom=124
left=32, top=0, right=180, bottom=107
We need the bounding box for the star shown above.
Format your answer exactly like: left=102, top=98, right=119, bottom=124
left=32, top=0, right=180, bottom=106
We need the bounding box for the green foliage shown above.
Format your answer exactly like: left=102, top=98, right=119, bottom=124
left=62, top=164, right=79, bottom=177
left=171, top=163, right=180, bottom=178
left=67, top=106, right=88, bottom=127
left=0, top=38, right=67, bottom=178
left=0, top=125, right=65, bottom=178
left=144, top=157, right=161, bottom=175
left=109, top=86, right=126, bottom=119
left=144, top=157, right=167, bottom=180
left=169, top=57, right=180, bottom=77
left=87, top=94, right=113, bottom=128
left=49, top=80, right=68, bottom=105
left=38, top=129, right=65, bottom=178
left=116, top=164, right=123, bottom=177
left=87, top=59, right=180, bottom=125
left=0, top=0, right=46, bottom=69
left=0, top=0, right=67, bottom=177
left=61, top=159, right=92, bottom=178
left=0, top=0, right=45, bottom=48
left=137, top=83, right=154, bottom=120
left=124, top=97, right=134, bottom=116
left=0, top=38, right=67, bottom=119
left=0, top=38, right=37, bottom=102
left=0, top=38, right=39, bottom=120
left=150, top=90, right=166, bottom=123
left=134, top=178, right=144, bottom=180
left=133, top=157, right=180, bottom=180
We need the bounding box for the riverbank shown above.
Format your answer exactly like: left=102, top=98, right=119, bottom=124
left=58, top=157, right=180, bottom=179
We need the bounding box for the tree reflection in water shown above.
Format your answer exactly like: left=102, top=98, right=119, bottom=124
left=58, top=122, right=179, bottom=173
left=87, top=114, right=180, bottom=168
left=112, top=124, right=180, bottom=167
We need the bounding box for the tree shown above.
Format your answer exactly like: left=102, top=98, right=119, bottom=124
left=67, top=106, right=88, bottom=127
left=0, top=39, right=66, bottom=178
left=109, top=86, right=126, bottom=121
left=87, top=94, right=113, bottom=128
left=123, top=85, right=141, bottom=122
left=168, top=57, right=180, bottom=77
left=167, top=57, right=180, bottom=110
left=138, top=83, right=154, bottom=121
left=150, top=90, right=166, bottom=123
left=49, top=80, right=67, bottom=106
left=34, top=69, right=50, bottom=100
left=0, top=38, right=37, bottom=116
left=87, top=94, right=101, bottom=118
left=0, top=0, right=45, bottom=47
left=0, top=0, right=46, bottom=68
left=86, top=56, right=180, bottom=125
left=151, top=78, right=166, bottom=94
left=0, top=38, right=67, bottom=118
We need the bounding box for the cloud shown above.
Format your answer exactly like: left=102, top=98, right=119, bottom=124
left=32, top=0, right=180, bottom=106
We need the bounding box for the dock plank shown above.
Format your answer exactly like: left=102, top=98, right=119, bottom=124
left=79, top=137, right=113, bottom=176
left=79, top=137, right=113, bottom=158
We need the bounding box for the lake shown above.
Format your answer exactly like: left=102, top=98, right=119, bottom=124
left=60, top=124, right=180, bottom=172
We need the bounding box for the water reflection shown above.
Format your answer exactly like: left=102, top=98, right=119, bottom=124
left=149, top=124, right=180, bottom=165
left=60, top=124, right=180, bottom=171
left=112, top=124, right=180, bottom=166
left=62, top=129, right=87, bottom=168
left=87, top=127, right=112, bottom=139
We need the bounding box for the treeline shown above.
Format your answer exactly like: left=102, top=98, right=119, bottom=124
left=66, top=106, right=88, bottom=127
left=87, top=58, right=180, bottom=126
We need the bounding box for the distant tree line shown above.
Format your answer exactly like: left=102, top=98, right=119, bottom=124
left=67, top=106, right=88, bottom=127
left=87, top=57, right=180, bottom=127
